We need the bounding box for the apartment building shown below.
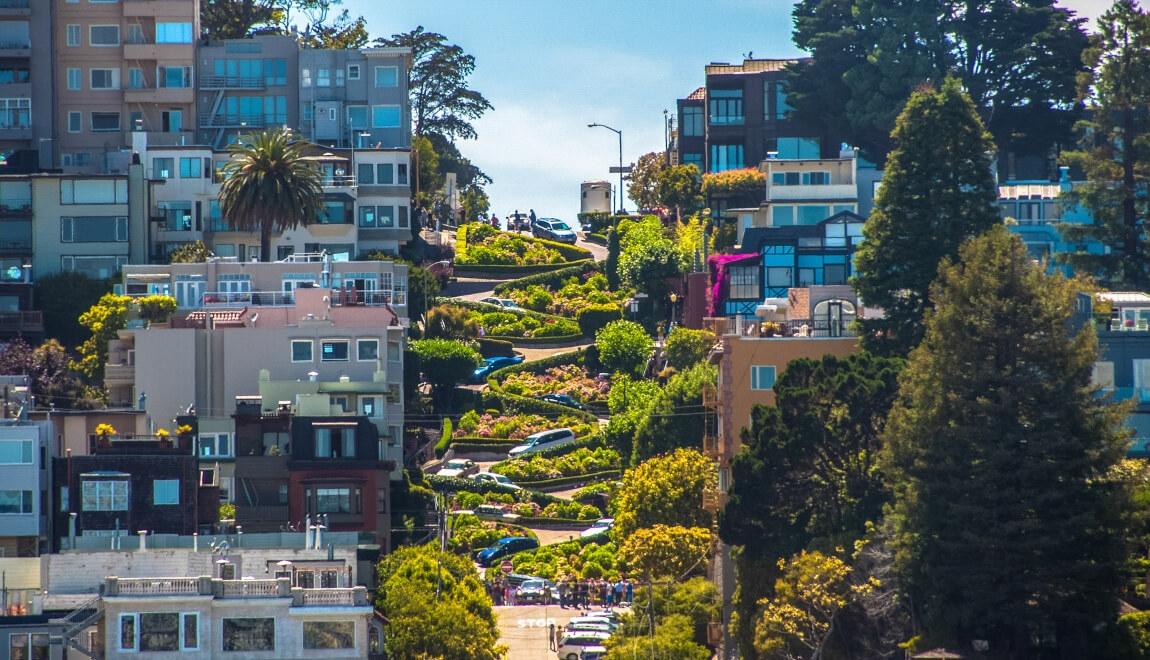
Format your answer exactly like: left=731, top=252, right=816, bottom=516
left=0, top=0, right=52, bottom=173
left=298, top=47, right=412, bottom=150
left=0, top=413, right=53, bottom=557
left=675, top=58, right=838, bottom=176
left=703, top=289, right=862, bottom=660
left=51, top=425, right=213, bottom=551
left=11, top=163, right=155, bottom=281
left=196, top=35, right=299, bottom=149
left=53, top=0, right=199, bottom=172
left=100, top=573, right=379, bottom=659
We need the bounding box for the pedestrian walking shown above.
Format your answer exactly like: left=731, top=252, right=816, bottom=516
left=490, top=213, right=499, bottom=229
left=549, top=623, right=556, bottom=651
left=625, top=578, right=634, bottom=605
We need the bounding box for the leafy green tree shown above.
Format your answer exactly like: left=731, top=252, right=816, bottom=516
left=376, top=544, right=505, bottom=660
left=853, top=78, right=999, bottom=356
left=788, top=0, right=1088, bottom=163
left=201, top=0, right=367, bottom=47
left=595, top=320, right=652, bottom=376
left=377, top=26, right=494, bottom=143
left=74, top=293, right=132, bottom=383
left=883, top=225, right=1128, bottom=652
left=610, top=448, right=714, bottom=540
left=33, top=272, right=111, bottom=350
left=219, top=129, right=323, bottom=262
left=411, top=134, right=444, bottom=209
left=423, top=304, right=478, bottom=340
left=0, top=338, right=93, bottom=409
left=720, top=353, right=902, bottom=562
left=656, top=164, right=703, bottom=221
left=1059, top=0, right=1150, bottom=288
left=618, top=525, right=711, bottom=580
left=606, top=614, right=711, bottom=660
left=168, top=241, right=211, bottom=264
left=604, top=374, right=662, bottom=461
left=628, top=151, right=667, bottom=211
left=460, top=183, right=490, bottom=223
left=664, top=327, right=715, bottom=370
left=632, top=362, right=716, bottom=464
left=409, top=339, right=481, bottom=401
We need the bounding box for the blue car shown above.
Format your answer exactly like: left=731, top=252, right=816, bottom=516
left=474, top=536, right=538, bottom=566
left=471, top=355, right=524, bottom=383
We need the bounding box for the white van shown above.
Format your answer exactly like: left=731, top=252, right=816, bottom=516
left=508, top=428, right=576, bottom=458
left=556, top=630, right=610, bottom=660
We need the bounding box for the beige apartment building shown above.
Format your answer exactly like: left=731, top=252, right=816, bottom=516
left=53, top=0, right=199, bottom=172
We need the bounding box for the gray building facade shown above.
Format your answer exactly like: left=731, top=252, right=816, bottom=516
left=196, top=35, right=300, bottom=149
left=298, top=47, right=411, bottom=149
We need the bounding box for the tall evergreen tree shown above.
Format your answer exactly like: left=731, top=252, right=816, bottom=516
left=788, top=0, right=1087, bottom=164
left=883, top=225, right=1129, bottom=654
left=1059, top=0, right=1150, bottom=289
left=853, top=78, right=999, bottom=356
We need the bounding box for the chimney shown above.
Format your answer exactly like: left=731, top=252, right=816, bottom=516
left=138, top=530, right=148, bottom=552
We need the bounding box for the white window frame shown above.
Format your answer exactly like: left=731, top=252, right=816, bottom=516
left=0, top=439, right=32, bottom=465
left=347, top=64, right=360, bottom=80
left=88, top=24, right=121, bottom=47
left=119, top=613, right=139, bottom=652
left=359, top=395, right=382, bottom=418
left=750, top=365, right=776, bottom=391
left=0, top=490, right=32, bottom=514
left=89, top=68, right=120, bottom=90
left=67, top=111, right=82, bottom=133
left=67, top=67, right=81, bottom=90
left=66, top=24, right=81, bottom=47
left=198, top=433, right=233, bottom=459
left=357, top=338, right=379, bottom=362
left=321, top=339, right=350, bottom=362
left=317, top=68, right=331, bottom=87
left=291, top=339, right=313, bottom=363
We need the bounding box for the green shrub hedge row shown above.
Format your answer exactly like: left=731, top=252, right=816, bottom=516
left=453, top=259, right=595, bottom=276
left=586, top=233, right=608, bottom=245
left=483, top=333, right=585, bottom=346
left=477, top=338, right=515, bottom=358
left=434, top=419, right=454, bottom=458
left=515, top=470, right=622, bottom=491
left=481, top=388, right=600, bottom=424
left=424, top=474, right=565, bottom=506
left=492, top=263, right=598, bottom=295
left=432, top=297, right=573, bottom=326
left=489, top=348, right=586, bottom=378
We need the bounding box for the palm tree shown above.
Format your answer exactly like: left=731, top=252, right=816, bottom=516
left=218, top=128, right=324, bottom=262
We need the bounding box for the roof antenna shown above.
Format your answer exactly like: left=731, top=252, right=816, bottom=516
left=743, top=51, right=754, bottom=60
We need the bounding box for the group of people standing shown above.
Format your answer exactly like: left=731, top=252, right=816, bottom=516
left=556, top=576, right=633, bottom=609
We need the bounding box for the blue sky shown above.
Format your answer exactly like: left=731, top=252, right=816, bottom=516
left=347, top=0, right=1114, bottom=221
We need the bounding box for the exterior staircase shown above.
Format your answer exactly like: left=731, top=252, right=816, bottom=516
left=57, top=594, right=104, bottom=659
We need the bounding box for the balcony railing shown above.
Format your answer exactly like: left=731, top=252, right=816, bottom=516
left=198, top=114, right=266, bottom=129
left=199, top=75, right=265, bottom=90
left=201, top=291, right=294, bottom=307
left=294, top=588, right=369, bottom=607
left=331, top=289, right=400, bottom=307
left=321, top=175, right=356, bottom=188
left=221, top=579, right=280, bottom=598
left=0, top=197, right=31, bottom=214
left=731, top=317, right=857, bottom=339
left=115, top=578, right=200, bottom=596
left=702, top=433, right=718, bottom=459
left=702, top=488, right=727, bottom=513
left=0, top=40, right=29, bottom=50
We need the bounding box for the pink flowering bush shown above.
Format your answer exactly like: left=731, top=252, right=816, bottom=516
left=454, top=410, right=594, bottom=439
left=499, top=364, right=610, bottom=403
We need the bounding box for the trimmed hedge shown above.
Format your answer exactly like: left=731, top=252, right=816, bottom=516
left=576, top=212, right=614, bottom=234
left=493, top=263, right=599, bottom=296
left=482, top=388, right=600, bottom=423
left=450, top=442, right=520, bottom=454
left=576, top=304, right=622, bottom=337
left=515, top=517, right=595, bottom=529
left=454, top=259, right=594, bottom=277
left=450, top=436, right=522, bottom=445
left=477, top=338, right=515, bottom=358
left=483, top=334, right=585, bottom=346
left=424, top=474, right=565, bottom=506
left=586, top=233, right=608, bottom=245
left=434, top=419, right=454, bottom=458
left=490, top=348, right=586, bottom=378
left=433, top=297, right=574, bottom=326
left=456, top=224, right=593, bottom=265
left=515, top=470, right=622, bottom=491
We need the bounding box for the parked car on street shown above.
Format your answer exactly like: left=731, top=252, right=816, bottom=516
left=479, top=296, right=521, bottom=309
left=579, top=518, right=614, bottom=539
left=556, top=631, right=610, bottom=660
left=532, top=218, right=578, bottom=244
left=565, top=621, right=615, bottom=634
left=471, top=355, right=525, bottom=383
left=437, top=458, right=479, bottom=478
left=471, top=472, right=522, bottom=490
left=508, top=212, right=531, bottom=231
left=536, top=393, right=585, bottom=410
left=508, top=428, right=577, bottom=458
left=516, top=578, right=557, bottom=604
left=475, top=536, right=539, bottom=566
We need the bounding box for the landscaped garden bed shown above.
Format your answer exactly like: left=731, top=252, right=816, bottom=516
left=498, top=364, right=610, bottom=406
left=510, top=537, right=620, bottom=580
left=454, top=410, right=596, bottom=440
left=455, top=224, right=592, bottom=267
left=490, top=446, right=621, bottom=481
left=427, top=301, right=582, bottom=341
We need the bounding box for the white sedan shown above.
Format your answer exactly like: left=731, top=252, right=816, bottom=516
left=579, top=518, right=614, bottom=539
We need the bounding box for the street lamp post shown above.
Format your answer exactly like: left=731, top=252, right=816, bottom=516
left=588, top=123, right=625, bottom=214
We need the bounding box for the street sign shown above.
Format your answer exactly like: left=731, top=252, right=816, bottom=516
left=500, top=560, right=514, bottom=574
left=608, top=166, right=633, bottom=174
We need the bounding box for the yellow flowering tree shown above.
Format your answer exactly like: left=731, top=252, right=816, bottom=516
left=618, top=524, right=711, bottom=580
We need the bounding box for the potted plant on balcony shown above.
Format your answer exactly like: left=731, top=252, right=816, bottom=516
left=136, top=295, right=178, bottom=327
left=176, top=424, right=193, bottom=444
left=95, top=423, right=117, bottom=448
left=156, top=427, right=172, bottom=448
